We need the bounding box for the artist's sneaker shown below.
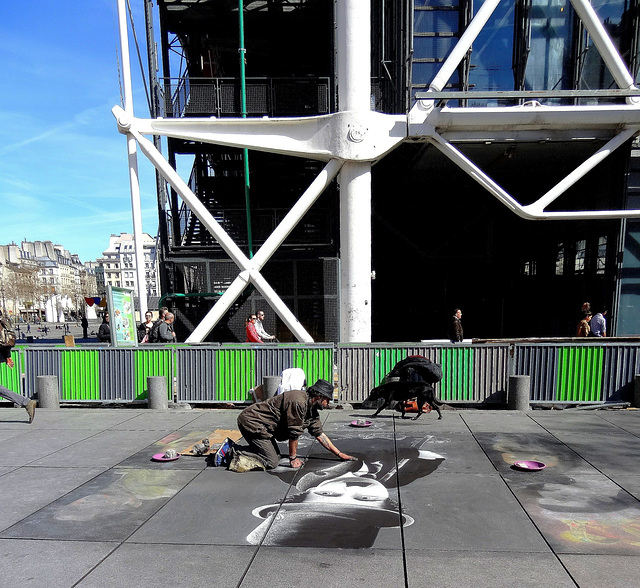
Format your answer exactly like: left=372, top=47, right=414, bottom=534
left=213, top=437, right=235, bottom=467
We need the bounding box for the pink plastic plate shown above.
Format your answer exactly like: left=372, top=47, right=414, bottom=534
left=350, top=420, right=373, bottom=427
left=513, top=460, right=546, bottom=471
left=152, top=452, right=181, bottom=462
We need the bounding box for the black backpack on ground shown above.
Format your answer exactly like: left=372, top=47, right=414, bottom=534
left=388, top=355, right=443, bottom=384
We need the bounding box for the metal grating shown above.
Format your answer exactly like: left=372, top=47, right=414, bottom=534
left=99, top=348, right=135, bottom=401
left=602, top=345, right=640, bottom=402
left=9, top=342, right=640, bottom=405
left=23, top=347, right=62, bottom=399
left=514, top=344, right=559, bottom=402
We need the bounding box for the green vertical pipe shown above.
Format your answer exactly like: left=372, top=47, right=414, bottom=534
left=239, top=0, right=253, bottom=258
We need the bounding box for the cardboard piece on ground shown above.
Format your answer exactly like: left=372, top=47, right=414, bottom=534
left=179, top=430, right=242, bottom=456
left=64, top=335, right=75, bottom=347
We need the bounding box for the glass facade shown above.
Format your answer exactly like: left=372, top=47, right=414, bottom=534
left=412, top=0, right=635, bottom=104
left=469, top=1, right=515, bottom=96
left=525, top=0, right=574, bottom=93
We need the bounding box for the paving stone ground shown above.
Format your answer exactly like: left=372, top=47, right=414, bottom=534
left=0, top=405, right=638, bottom=587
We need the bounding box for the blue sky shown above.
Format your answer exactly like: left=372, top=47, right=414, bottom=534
left=0, top=1, right=159, bottom=263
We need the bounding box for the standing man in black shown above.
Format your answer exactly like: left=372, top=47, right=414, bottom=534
left=81, top=315, right=89, bottom=339
left=448, top=308, right=463, bottom=343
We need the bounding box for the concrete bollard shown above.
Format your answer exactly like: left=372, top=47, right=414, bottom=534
left=147, top=376, right=169, bottom=410
left=508, top=375, right=530, bottom=411
left=262, top=376, right=281, bottom=400
left=37, top=375, right=60, bottom=409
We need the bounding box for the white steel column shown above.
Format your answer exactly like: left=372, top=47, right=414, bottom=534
left=117, top=0, right=148, bottom=315
left=336, top=0, right=372, bottom=342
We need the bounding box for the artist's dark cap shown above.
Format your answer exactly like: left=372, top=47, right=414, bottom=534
left=307, top=379, right=333, bottom=400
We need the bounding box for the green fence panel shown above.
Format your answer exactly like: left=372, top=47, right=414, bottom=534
left=556, top=346, right=603, bottom=402
left=371, top=348, right=411, bottom=388
left=61, top=350, right=100, bottom=401
left=440, top=347, right=473, bottom=401
left=215, top=348, right=256, bottom=401
left=292, top=347, right=334, bottom=386
left=134, top=348, right=174, bottom=401
left=0, top=349, right=22, bottom=394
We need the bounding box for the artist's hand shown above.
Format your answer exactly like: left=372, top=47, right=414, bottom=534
left=337, top=452, right=357, bottom=461
left=6, top=358, right=14, bottom=369
left=290, top=457, right=303, bottom=469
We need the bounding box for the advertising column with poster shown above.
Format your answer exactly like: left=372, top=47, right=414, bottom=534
left=107, top=286, right=138, bottom=347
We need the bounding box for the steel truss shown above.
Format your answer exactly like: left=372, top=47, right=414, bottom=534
left=115, top=0, right=640, bottom=343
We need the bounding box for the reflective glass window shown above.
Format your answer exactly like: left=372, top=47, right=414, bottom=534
left=556, top=243, right=565, bottom=275
left=596, top=236, right=607, bottom=274
left=579, top=0, right=627, bottom=92
left=413, top=36, right=459, bottom=60
left=468, top=0, right=515, bottom=92
left=524, top=0, right=574, bottom=92
left=575, top=239, right=586, bottom=273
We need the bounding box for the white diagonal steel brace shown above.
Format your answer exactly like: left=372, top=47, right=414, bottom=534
left=187, top=158, right=344, bottom=343
left=428, top=127, right=640, bottom=220
left=116, top=107, right=342, bottom=341
left=570, top=0, right=639, bottom=100
left=428, top=0, right=502, bottom=94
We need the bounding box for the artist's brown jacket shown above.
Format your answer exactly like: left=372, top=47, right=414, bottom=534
left=238, top=389, right=323, bottom=441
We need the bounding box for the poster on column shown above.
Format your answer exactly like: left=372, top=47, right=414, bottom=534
left=107, top=286, right=138, bottom=347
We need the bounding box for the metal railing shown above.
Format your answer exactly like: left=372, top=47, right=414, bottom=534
left=2, top=340, right=639, bottom=405
left=159, top=77, right=331, bottom=118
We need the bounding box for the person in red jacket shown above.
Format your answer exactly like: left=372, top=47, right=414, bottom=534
left=245, top=314, right=262, bottom=343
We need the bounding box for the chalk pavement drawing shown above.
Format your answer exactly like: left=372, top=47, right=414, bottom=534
left=246, top=431, right=447, bottom=548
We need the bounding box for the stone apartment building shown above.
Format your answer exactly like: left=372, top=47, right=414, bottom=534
left=98, top=233, right=160, bottom=307
left=0, top=240, right=97, bottom=321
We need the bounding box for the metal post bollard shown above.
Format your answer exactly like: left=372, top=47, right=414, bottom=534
left=262, top=376, right=281, bottom=400
left=147, top=376, right=168, bottom=410
left=37, top=375, right=60, bottom=409
left=508, top=375, right=530, bottom=411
